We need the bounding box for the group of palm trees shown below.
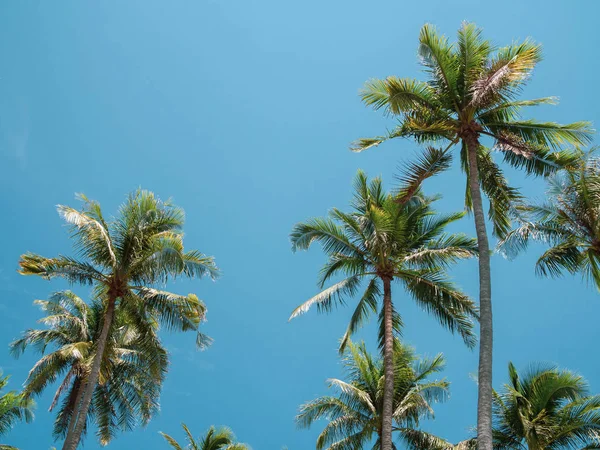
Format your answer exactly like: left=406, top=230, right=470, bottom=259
left=1, top=22, right=600, bottom=450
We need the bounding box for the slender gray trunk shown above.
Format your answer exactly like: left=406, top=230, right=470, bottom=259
left=65, top=376, right=84, bottom=438
left=381, top=277, right=394, bottom=450
left=466, top=134, right=493, bottom=450
left=62, top=296, right=116, bottom=450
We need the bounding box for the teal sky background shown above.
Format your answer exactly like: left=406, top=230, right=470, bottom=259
left=1, top=1, right=599, bottom=448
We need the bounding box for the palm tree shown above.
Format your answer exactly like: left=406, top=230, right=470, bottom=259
left=296, top=340, right=449, bottom=449
left=492, top=362, right=600, bottom=449
left=18, top=190, right=219, bottom=450
left=400, top=430, right=476, bottom=450
left=0, top=373, right=35, bottom=450
left=160, top=424, right=250, bottom=450
left=290, top=169, right=478, bottom=450
left=10, top=291, right=167, bottom=446
left=499, top=149, right=600, bottom=290
left=351, top=22, right=594, bottom=448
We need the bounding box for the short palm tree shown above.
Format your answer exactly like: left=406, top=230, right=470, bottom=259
left=160, top=424, right=250, bottom=450
left=0, top=373, right=35, bottom=450
left=290, top=170, right=477, bottom=450
left=297, top=340, right=449, bottom=449
left=351, top=22, right=593, bottom=448
left=19, top=190, right=219, bottom=450
left=493, top=362, right=600, bottom=449
left=10, top=291, right=167, bottom=445
left=400, top=430, right=476, bottom=450
left=499, top=150, right=600, bottom=290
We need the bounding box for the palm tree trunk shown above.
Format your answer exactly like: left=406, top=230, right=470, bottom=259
left=381, top=276, right=394, bottom=450
left=465, top=134, right=493, bottom=450
left=65, top=376, right=84, bottom=438
left=62, top=296, right=116, bottom=450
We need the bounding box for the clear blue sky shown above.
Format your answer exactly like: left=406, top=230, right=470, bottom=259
left=1, top=1, right=599, bottom=448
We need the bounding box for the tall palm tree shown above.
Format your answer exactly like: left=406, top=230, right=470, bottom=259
left=296, top=340, right=449, bottom=449
left=290, top=169, right=478, bottom=450
left=351, top=23, right=594, bottom=448
left=0, top=373, right=35, bottom=450
left=492, top=362, right=600, bottom=449
left=499, top=149, right=600, bottom=290
left=18, top=190, right=219, bottom=450
left=10, top=291, right=167, bottom=446
left=160, top=424, right=250, bottom=450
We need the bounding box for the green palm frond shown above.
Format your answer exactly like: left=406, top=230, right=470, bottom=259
left=394, top=146, right=453, bottom=204
left=361, top=77, right=439, bottom=114
left=470, top=39, right=542, bottom=107
left=339, top=277, right=380, bottom=352
left=397, top=269, right=478, bottom=348
left=0, top=374, right=35, bottom=438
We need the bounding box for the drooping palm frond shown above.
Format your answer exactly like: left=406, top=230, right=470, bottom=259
left=394, top=146, right=453, bottom=204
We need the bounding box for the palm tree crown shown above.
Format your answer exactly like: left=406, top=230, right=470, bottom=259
left=11, top=291, right=167, bottom=445
left=19, top=190, right=218, bottom=348
left=353, top=23, right=592, bottom=231
left=500, top=150, right=600, bottom=290
left=289, top=169, right=478, bottom=349
left=0, top=373, right=35, bottom=450
left=296, top=340, right=449, bottom=449
left=493, top=362, right=600, bottom=449
left=160, top=424, right=251, bottom=450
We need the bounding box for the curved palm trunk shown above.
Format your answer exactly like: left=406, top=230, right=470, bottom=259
left=381, top=277, right=394, bottom=450
left=62, top=296, right=116, bottom=450
left=465, top=135, right=493, bottom=450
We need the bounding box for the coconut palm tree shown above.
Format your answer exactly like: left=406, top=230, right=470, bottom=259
left=351, top=22, right=593, bottom=449
left=296, top=340, right=449, bottom=449
left=18, top=190, right=219, bottom=450
left=499, top=149, right=600, bottom=290
left=0, top=373, right=35, bottom=450
left=492, top=362, right=600, bottom=449
left=10, top=291, right=167, bottom=446
left=400, top=430, right=476, bottom=450
left=160, top=424, right=250, bottom=450
left=290, top=169, right=478, bottom=450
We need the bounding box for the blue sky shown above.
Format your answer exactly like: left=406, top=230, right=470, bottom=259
left=1, top=1, right=599, bottom=448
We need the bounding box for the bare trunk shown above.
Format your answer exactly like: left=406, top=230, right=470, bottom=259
left=466, top=134, right=493, bottom=450
left=65, top=376, right=84, bottom=438
left=381, top=277, right=394, bottom=450
left=62, top=296, right=116, bottom=450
